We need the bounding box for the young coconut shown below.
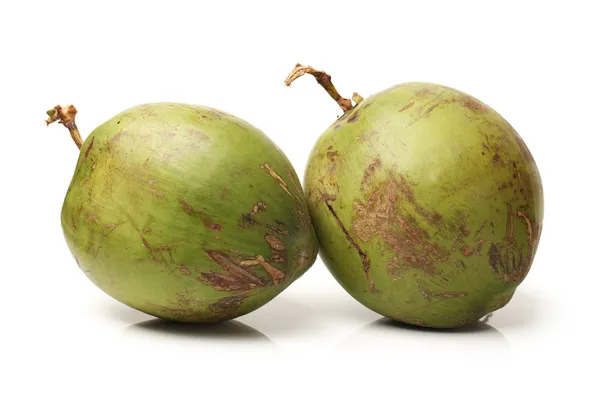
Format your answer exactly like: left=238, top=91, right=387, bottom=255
left=47, top=103, right=318, bottom=322
left=286, top=64, right=543, bottom=328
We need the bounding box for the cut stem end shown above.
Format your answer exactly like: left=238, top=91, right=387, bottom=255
left=284, top=63, right=357, bottom=113
left=46, top=104, right=83, bottom=150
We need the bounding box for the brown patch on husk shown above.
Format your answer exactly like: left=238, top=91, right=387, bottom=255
left=209, top=295, right=246, bottom=312
left=324, top=200, right=372, bottom=281
left=178, top=198, right=222, bottom=231
left=352, top=172, right=450, bottom=275
left=265, top=234, right=286, bottom=263
left=200, top=250, right=266, bottom=292
left=240, top=201, right=267, bottom=227
left=360, top=157, right=382, bottom=191
left=239, top=255, right=285, bottom=286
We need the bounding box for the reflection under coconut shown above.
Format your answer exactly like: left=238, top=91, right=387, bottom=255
left=336, top=315, right=509, bottom=354
left=126, top=319, right=274, bottom=344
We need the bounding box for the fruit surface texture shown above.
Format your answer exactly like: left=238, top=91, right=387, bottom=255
left=61, top=103, right=318, bottom=322
left=304, top=82, right=543, bottom=328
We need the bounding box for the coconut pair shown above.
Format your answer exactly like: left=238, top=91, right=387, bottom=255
left=47, top=64, right=543, bottom=329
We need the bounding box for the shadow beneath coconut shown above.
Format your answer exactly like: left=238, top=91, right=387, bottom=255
left=128, top=319, right=273, bottom=343
left=336, top=315, right=508, bottom=354
left=371, top=317, right=501, bottom=334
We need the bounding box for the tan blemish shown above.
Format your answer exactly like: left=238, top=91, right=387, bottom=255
left=200, top=250, right=265, bottom=291
left=209, top=295, right=246, bottom=312
left=261, top=163, right=307, bottom=228
left=324, top=201, right=372, bottom=281
left=418, top=280, right=468, bottom=300
left=516, top=169, right=528, bottom=199
left=241, top=201, right=267, bottom=227
left=84, top=137, right=95, bottom=160
left=487, top=242, right=526, bottom=283
left=179, top=265, right=192, bottom=276
left=265, top=234, right=285, bottom=250
left=460, top=240, right=486, bottom=256
left=398, top=101, right=415, bottom=112
left=143, top=226, right=152, bottom=233
left=267, top=224, right=289, bottom=235
left=239, top=255, right=285, bottom=286
left=474, top=220, right=487, bottom=239
left=186, top=128, right=210, bottom=140
left=317, top=191, right=337, bottom=203
left=71, top=205, right=83, bottom=230
left=461, top=95, right=488, bottom=112
left=265, top=234, right=286, bottom=264
left=352, top=172, right=449, bottom=275
left=360, top=157, right=382, bottom=191
left=516, top=211, right=534, bottom=248
left=357, top=130, right=379, bottom=143
left=107, top=132, right=123, bottom=151
left=178, top=197, right=222, bottom=232
left=285, top=168, right=302, bottom=194
left=261, top=163, right=295, bottom=198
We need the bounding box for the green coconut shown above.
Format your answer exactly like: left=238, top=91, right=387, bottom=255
left=47, top=103, right=318, bottom=322
left=286, top=64, right=543, bottom=328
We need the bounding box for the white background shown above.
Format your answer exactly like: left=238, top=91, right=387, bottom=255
left=1, top=1, right=598, bottom=395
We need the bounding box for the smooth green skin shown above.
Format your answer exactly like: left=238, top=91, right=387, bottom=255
left=305, top=83, right=543, bottom=328
left=62, top=103, right=318, bottom=322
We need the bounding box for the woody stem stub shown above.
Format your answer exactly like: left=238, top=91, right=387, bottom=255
left=46, top=105, right=83, bottom=150
left=284, top=64, right=354, bottom=113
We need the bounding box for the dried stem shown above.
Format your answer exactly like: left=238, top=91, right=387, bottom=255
left=46, top=105, right=83, bottom=149
left=284, top=64, right=354, bottom=113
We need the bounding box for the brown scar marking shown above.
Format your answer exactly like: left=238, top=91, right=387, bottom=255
left=324, top=200, right=372, bottom=279
left=460, top=240, right=486, bottom=256
left=517, top=211, right=534, bottom=248
left=267, top=224, right=289, bottom=235
left=179, top=265, right=192, bottom=276
left=239, top=255, right=285, bottom=286
left=265, top=234, right=286, bottom=264
left=108, top=132, right=123, bottom=147
left=261, top=164, right=295, bottom=198
left=241, top=201, right=267, bottom=226
left=360, top=157, right=382, bottom=191
left=418, top=280, right=467, bottom=300
left=143, top=226, right=152, bottom=233
left=285, top=168, right=302, bottom=194
left=209, top=295, right=246, bottom=312
left=178, top=198, right=222, bottom=231
left=474, top=220, right=487, bottom=239
left=347, top=111, right=359, bottom=123
left=201, top=250, right=265, bottom=291
left=352, top=172, right=449, bottom=275
left=318, top=191, right=337, bottom=202
left=71, top=205, right=83, bottom=230
left=265, top=234, right=286, bottom=250
left=84, top=137, right=95, bottom=160
left=398, top=101, right=415, bottom=112
left=186, top=128, right=210, bottom=140
left=487, top=242, right=526, bottom=282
